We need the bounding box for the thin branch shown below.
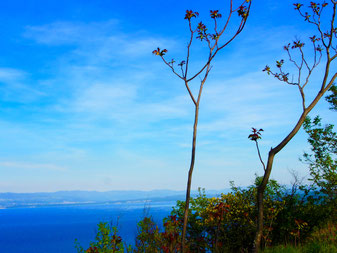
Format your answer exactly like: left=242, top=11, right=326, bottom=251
left=287, top=48, right=301, bottom=69
left=161, top=57, right=184, bottom=80
left=197, top=65, right=212, bottom=105
left=321, top=57, right=333, bottom=91
left=180, top=63, right=185, bottom=77
left=214, top=16, right=218, bottom=35
left=255, top=141, right=266, bottom=171
left=218, top=1, right=234, bottom=38
left=184, top=81, right=197, bottom=106
left=323, top=72, right=337, bottom=94
left=300, top=47, right=311, bottom=73
left=327, top=2, right=337, bottom=49
left=185, top=20, right=195, bottom=79
left=298, top=85, right=306, bottom=111
left=297, top=8, right=328, bottom=48
left=186, top=1, right=251, bottom=82
left=331, top=52, right=337, bottom=61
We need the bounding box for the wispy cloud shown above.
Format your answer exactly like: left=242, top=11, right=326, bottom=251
left=22, top=20, right=182, bottom=118
left=17, top=19, right=313, bottom=154
left=0, top=67, right=45, bottom=103
left=23, top=20, right=119, bottom=45
left=1, top=0, right=334, bottom=193
left=0, top=68, right=26, bottom=82
left=24, top=20, right=176, bottom=60
left=0, top=161, right=67, bottom=171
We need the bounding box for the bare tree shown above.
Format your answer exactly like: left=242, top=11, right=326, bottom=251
left=250, top=1, right=337, bottom=252
left=153, top=0, right=252, bottom=250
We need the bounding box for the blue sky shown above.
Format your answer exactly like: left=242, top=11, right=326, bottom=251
left=0, top=0, right=336, bottom=192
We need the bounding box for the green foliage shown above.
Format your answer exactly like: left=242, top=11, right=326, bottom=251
left=248, top=128, right=264, bottom=141
left=168, top=176, right=336, bottom=251
left=326, top=84, right=337, bottom=111
left=169, top=181, right=287, bottom=252
left=302, top=115, right=337, bottom=217
left=262, top=243, right=337, bottom=253
left=75, top=222, right=131, bottom=253
left=77, top=178, right=336, bottom=252
left=308, top=221, right=337, bottom=246
left=303, top=242, right=337, bottom=253
left=135, top=216, right=161, bottom=252
left=262, top=221, right=337, bottom=253
left=135, top=215, right=183, bottom=253
left=262, top=245, right=299, bottom=253
left=78, top=123, right=337, bottom=252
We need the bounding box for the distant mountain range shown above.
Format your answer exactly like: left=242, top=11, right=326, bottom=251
left=0, top=189, right=230, bottom=209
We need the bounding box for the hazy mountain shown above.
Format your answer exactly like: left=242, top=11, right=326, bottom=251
left=0, top=189, right=230, bottom=208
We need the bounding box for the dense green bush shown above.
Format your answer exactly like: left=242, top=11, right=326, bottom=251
left=76, top=116, right=337, bottom=251
left=76, top=175, right=336, bottom=252
left=262, top=221, right=337, bottom=253
left=75, top=222, right=132, bottom=253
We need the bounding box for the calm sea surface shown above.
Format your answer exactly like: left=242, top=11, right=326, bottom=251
left=0, top=201, right=175, bottom=253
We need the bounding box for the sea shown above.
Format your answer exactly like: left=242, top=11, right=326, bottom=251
left=0, top=201, right=176, bottom=253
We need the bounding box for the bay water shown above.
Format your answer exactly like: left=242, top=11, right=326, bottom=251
left=0, top=201, right=175, bottom=253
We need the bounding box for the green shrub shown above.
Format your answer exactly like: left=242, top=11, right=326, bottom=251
left=134, top=216, right=161, bottom=252
left=262, top=245, right=299, bottom=253
left=76, top=179, right=336, bottom=252
left=75, top=222, right=131, bottom=253
left=307, top=221, right=337, bottom=246
left=302, top=242, right=337, bottom=253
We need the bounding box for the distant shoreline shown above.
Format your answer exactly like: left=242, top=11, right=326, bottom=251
left=0, top=189, right=229, bottom=209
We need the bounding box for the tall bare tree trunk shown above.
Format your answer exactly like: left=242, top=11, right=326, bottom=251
left=254, top=151, right=275, bottom=252
left=253, top=103, right=326, bottom=252
left=253, top=2, right=337, bottom=249
left=182, top=105, right=199, bottom=252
